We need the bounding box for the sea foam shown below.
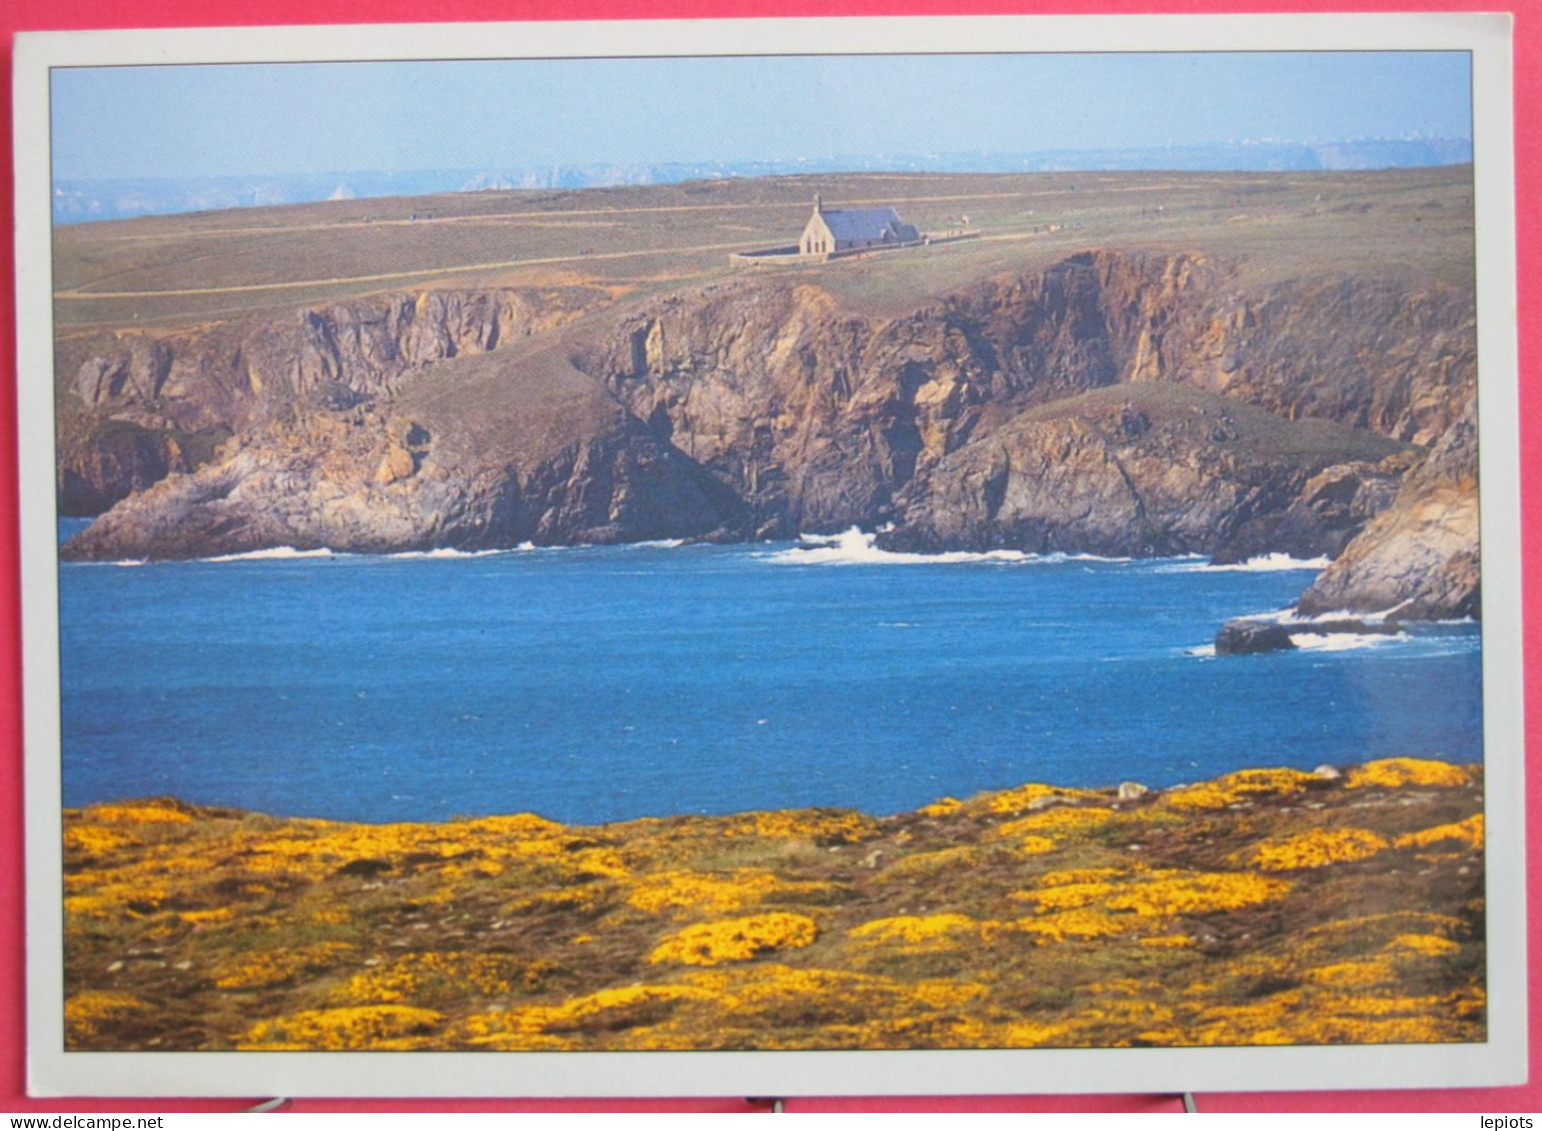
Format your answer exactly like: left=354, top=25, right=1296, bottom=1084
left=1188, top=630, right=1409, bottom=657
left=1292, top=631, right=1410, bottom=652
left=767, top=527, right=1125, bottom=567
left=388, top=547, right=506, bottom=561
left=1158, top=552, right=1330, bottom=574
left=204, top=546, right=337, bottom=563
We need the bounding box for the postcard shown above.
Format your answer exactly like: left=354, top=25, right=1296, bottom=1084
left=13, top=12, right=1524, bottom=1098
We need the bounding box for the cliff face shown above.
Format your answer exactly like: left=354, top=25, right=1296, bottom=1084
left=886, top=384, right=1410, bottom=558
left=1137, top=275, right=1475, bottom=446
left=572, top=252, right=1465, bottom=560
left=58, top=247, right=1478, bottom=591
left=580, top=253, right=1215, bottom=535
left=56, top=414, right=231, bottom=516
left=63, top=347, right=747, bottom=561
left=56, top=286, right=609, bottom=513
left=1296, top=395, right=1480, bottom=619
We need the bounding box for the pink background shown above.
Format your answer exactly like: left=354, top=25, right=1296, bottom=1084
left=0, top=0, right=1535, bottom=1113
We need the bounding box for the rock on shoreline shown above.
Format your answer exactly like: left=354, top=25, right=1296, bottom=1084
left=1296, top=395, right=1480, bottom=621
left=1214, top=615, right=1409, bottom=655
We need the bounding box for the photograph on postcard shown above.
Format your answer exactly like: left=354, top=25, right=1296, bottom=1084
left=15, top=15, right=1523, bottom=1094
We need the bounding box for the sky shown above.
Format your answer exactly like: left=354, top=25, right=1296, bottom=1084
left=50, top=51, right=1473, bottom=181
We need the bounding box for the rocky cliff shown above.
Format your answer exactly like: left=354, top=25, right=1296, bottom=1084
left=58, top=247, right=1479, bottom=601
left=56, top=285, right=610, bottom=514
left=575, top=252, right=1469, bottom=546
left=63, top=346, right=747, bottom=560
left=1296, top=394, right=1480, bottom=619
left=580, top=254, right=1209, bottom=535
left=885, top=384, right=1410, bottom=558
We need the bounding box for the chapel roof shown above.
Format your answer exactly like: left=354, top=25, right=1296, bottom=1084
left=818, top=207, right=907, bottom=241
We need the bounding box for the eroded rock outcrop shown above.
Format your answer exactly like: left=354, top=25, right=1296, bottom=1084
left=62, top=350, right=747, bottom=561
left=56, top=415, right=231, bottom=515
left=56, top=286, right=609, bottom=513
left=1296, top=395, right=1480, bottom=620
left=1151, top=276, right=1476, bottom=447
left=573, top=251, right=1470, bottom=544
left=885, top=384, right=1408, bottom=558
left=1216, top=620, right=1297, bottom=655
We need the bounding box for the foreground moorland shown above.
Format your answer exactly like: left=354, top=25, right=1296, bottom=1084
left=63, top=758, right=1484, bottom=1051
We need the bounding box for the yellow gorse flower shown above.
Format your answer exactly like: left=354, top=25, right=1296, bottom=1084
left=1345, top=758, right=1472, bottom=789
left=650, top=913, right=819, bottom=966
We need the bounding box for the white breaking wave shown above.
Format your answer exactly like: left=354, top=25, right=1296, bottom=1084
left=1239, top=606, right=1321, bottom=626
left=1247, top=602, right=1451, bottom=630
left=1233, top=606, right=1400, bottom=628
left=204, top=546, right=337, bottom=563
left=1222, top=552, right=1332, bottom=572
left=767, top=527, right=1126, bottom=567
left=190, top=539, right=659, bottom=563
left=388, top=547, right=506, bottom=561
left=1292, top=631, right=1409, bottom=652
left=1274, top=600, right=1412, bottom=626
left=1159, top=552, right=1330, bottom=574
left=1187, top=632, right=1406, bottom=657
left=1190, top=621, right=1414, bottom=657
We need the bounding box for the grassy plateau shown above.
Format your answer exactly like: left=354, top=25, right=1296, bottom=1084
left=53, top=167, right=1473, bottom=334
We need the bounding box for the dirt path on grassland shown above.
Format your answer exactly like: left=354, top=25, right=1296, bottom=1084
left=52, top=240, right=768, bottom=300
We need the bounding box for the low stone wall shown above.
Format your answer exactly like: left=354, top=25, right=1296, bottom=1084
left=923, top=231, right=982, bottom=248
left=728, top=245, right=804, bottom=266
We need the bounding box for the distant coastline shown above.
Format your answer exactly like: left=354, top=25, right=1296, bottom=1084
left=53, top=138, right=1473, bottom=225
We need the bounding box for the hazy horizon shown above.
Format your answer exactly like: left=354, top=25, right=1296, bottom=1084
left=52, top=52, right=1473, bottom=183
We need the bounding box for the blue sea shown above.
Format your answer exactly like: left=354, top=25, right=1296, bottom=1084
left=57, top=524, right=1483, bottom=826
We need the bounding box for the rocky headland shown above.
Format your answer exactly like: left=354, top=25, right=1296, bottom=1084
left=54, top=171, right=1482, bottom=622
